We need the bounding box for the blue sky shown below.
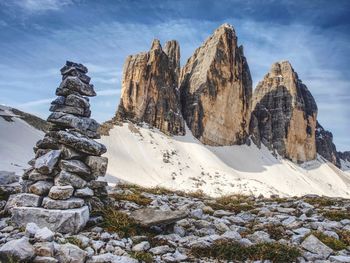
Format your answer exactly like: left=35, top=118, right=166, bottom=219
left=0, top=0, right=349, bottom=150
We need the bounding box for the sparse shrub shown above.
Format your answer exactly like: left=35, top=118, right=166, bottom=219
left=265, top=224, right=285, bottom=240
left=130, top=251, right=153, bottom=263
left=337, top=230, right=350, bottom=246
left=209, top=194, right=256, bottom=213
left=323, top=210, right=350, bottom=221
left=66, top=236, right=85, bottom=249
left=112, top=192, right=152, bottom=206
left=312, top=231, right=347, bottom=251
left=303, top=197, right=336, bottom=207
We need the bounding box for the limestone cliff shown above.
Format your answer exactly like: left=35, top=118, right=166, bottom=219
left=116, top=39, right=185, bottom=135
left=316, top=122, right=340, bottom=167
left=250, top=61, right=318, bottom=163
left=180, top=23, right=252, bottom=146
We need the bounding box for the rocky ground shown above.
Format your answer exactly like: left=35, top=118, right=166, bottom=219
left=0, top=183, right=349, bottom=262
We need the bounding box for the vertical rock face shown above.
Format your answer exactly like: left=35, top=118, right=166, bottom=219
left=180, top=23, right=252, bottom=146
left=338, top=151, right=350, bottom=162
left=316, top=122, right=340, bottom=167
left=116, top=39, right=185, bottom=135
left=250, top=61, right=318, bottom=163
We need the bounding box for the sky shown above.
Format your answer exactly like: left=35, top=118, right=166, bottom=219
left=0, top=0, right=349, bottom=151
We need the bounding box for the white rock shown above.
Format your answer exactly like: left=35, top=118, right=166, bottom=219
left=25, top=222, right=40, bottom=237
left=221, top=230, right=242, bottom=241
left=56, top=243, right=87, bottom=263
left=301, top=234, right=333, bottom=259
left=35, top=227, right=54, bottom=242
left=86, top=253, right=138, bottom=263
left=5, top=193, right=42, bottom=211
left=48, top=185, right=74, bottom=200
left=329, top=255, right=350, bottom=263
left=149, top=245, right=174, bottom=255
left=34, top=150, right=61, bottom=174
left=132, top=241, right=150, bottom=252
left=0, top=237, right=35, bottom=262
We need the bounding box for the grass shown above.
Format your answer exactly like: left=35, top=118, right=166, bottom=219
left=65, top=236, right=85, bottom=249
left=130, top=252, right=153, bottom=263
left=303, top=197, right=336, bottom=207
left=322, top=210, right=350, bottom=221
left=265, top=224, right=285, bottom=240
left=191, top=240, right=301, bottom=263
left=337, top=230, right=350, bottom=246
left=312, top=231, right=348, bottom=251
left=111, top=192, right=152, bottom=206
left=208, top=194, right=256, bottom=213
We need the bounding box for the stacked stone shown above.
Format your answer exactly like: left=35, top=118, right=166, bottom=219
left=10, top=61, right=108, bottom=234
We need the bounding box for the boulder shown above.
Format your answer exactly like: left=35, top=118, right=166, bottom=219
left=85, top=156, right=108, bottom=178
left=42, top=197, right=84, bottom=209
left=28, top=169, right=54, bottom=181
left=11, top=206, right=89, bottom=234
left=56, top=243, right=87, bottom=263
left=56, top=76, right=96, bottom=97
left=5, top=193, right=42, bottom=211
left=116, top=39, right=185, bottom=136
left=301, top=234, right=333, bottom=258
left=0, top=171, right=19, bottom=185
left=130, top=207, right=188, bottom=227
left=55, top=170, right=87, bottom=189
left=0, top=237, right=35, bottom=262
left=34, top=227, right=54, bottom=242
left=49, top=103, right=88, bottom=117
left=180, top=23, right=252, bottom=146
left=74, top=187, right=94, bottom=197
left=59, top=159, right=90, bottom=176
left=48, top=185, right=74, bottom=200
left=34, top=150, right=61, bottom=174
left=29, top=180, right=53, bottom=196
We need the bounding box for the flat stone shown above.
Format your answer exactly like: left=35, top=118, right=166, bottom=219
left=74, top=187, right=94, bottom=197
left=11, top=206, right=89, bottom=234
left=60, top=159, right=91, bottom=176
left=0, top=237, right=35, bottom=262
left=301, top=234, right=333, bottom=258
left=61, top=61, right=88, bottom=75
left=47, top=112, right=99, bottom=138
left=59, top=145, right=85, bottom=160
left=25, top=222, right=40, bottom=237
left=149, top=245, right=174, bottom=255
left=56, top=76, right=96, bottom=97
left=56, top=243, right=87, bottom=263
left=42, top=197, right=84, bottom=209
left=28, top=169, right=54, bottom=181
left=132, top=241, right=150, bottom=252
left=65, top=94, right=90, bottom=109
left=50, top=130, right=106, bottom=156
left=33, top=256, right=58, bottom=263
left=85, top=156, right=108, bottom=178
left=329, top=255, right=350, bottom=262
left=55, top=170, right=87, bottom=189
left=48, top=185, right=74, bottom=200
left=0, top=182, right=21, bottom=199
left=5, top=193, right=42, bottom=211
left=34, top=227, right=54, bottom=242
left=34, top=150, right=61, bottom=174
left=29, top=181, right=53, bottom=196
left=86, top=253, right=138, bottom=263
left=130, top=207, right=188, bottom=227
left=50, top=103, right=88, bottom=117
left=0, top=171, right=19, bottom=185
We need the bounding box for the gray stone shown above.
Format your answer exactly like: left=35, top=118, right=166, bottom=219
left=48, top=185, right=74, bottom=200
left=11, top=206, right=89, bottom=234
left=301, top=234, right=333, bottom=258
left=34, top=150, right=61, bottom=174
left=29, top=180, right=53, bottom=196
left=85, top=156, right=108, bottom=178
left=5, top=193, right=42, bottom=211
left=86, top=253, right=138, bottom=263
left=329, top=255, right=350, bottom=262
left=130, top=207, right=188, bottom=227
left=0, top=171, right=19, bottom=185
left=33, top=241, right=55, bottom=257
left=60, top=159, right=91, bottom=176
left=50, top=130, right=106, bottom=156
left=65, top=94, right=90, bottom=109
left=50, top=103, right=88, bottom=117
left=56, top=76, right=96, bottom=97
left=25, top=222, right=40, bottom=237
left=149, top=245, right=174, bottom=255
left=132, top=241, right=150, bottom=252
left=247, top=231, right=272, bottom=244
left=59, top=145, right=85, bottom=160
left=213, top=210, right=234, bottom=217
left=42, top=197, right=85, bottom=209
left=33, top=256, right=58, bottom=263
left=28, top=170, right=54, bottom=181
left=221, top=230, right=242, bottom=241
left=56, top=243, right=87, bottom=263
left=34, top=227, right=54, bottom=242
left=0, top=237, right=35, bottom=262
left=0, top=182, right=21, bottom=199
left=74, top=187, right=94, bottom=197
left=55, top=170, right=87, bottom=189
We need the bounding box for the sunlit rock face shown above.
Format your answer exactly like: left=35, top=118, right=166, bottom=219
left=179, top=23, right=252, bottom=146
left=250, top=61, right=318, bottom=163
left=116, top=39, right=185, bottom=135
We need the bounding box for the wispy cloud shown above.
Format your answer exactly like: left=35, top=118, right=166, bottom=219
left=17, top=98, right=54, bottom=107
left=13, top=0, right=74, bottom=12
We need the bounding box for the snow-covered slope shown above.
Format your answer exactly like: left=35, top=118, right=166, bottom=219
left=101, top=122, right=350, bottom=198
left=0, top=106, right=44, bottom=174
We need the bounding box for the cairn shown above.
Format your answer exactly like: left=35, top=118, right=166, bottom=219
left=9, top=61, right=108, bottom=234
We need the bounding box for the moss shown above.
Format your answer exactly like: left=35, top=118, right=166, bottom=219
left=312, top=231, right=347, bottom=251
left=130, top=251, right=153, bottom=263
left=111, top=193, right=152, bottom=206
left=323, top=210, right=350, bottom=221
left=191, top=240, right=301, bottom=263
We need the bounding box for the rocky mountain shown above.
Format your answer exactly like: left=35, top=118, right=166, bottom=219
left=180, top=23, right=252, bottom=146
left=115, top=39, right=185, bottom=136
left=250, top=61, right=318, bottom=163
left=316, top=122, right=341, bottom=167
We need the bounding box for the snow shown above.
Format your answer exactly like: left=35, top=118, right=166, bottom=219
left=101, top=122, right=350, bottom=198
left=0, top=106, right=44, bottom=174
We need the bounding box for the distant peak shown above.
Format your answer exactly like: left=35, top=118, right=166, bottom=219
left=150, top=39, right=162, bottom=51
left=214, top=23, right=235, bottom=34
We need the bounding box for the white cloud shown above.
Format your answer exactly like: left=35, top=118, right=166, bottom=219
left=14, top=0, right=73, bottom=12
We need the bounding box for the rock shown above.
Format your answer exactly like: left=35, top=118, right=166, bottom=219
left=5, top=193, right=42, bottom=211
left=130, top=207, right=188, bottom=227
left=55, top=170, right=87, bottom=189
left=56, top=243, right=87, bottom=263
left=25, top=222, right=40, bottom=237
left=85, top=156, right=108, bottom=178
left=50, top=103, right=88, bottom=117
left=61, top=61, right=88, bottom=75
left=28, top=169, right=54, bottom=181
left=213, top=210, right=234, bottom=217
left=75, top=187, right=94, bottom=197
left=59, top=144, right=85, bottom=160
left=149, top=245, right=174, bottom=255
left=164, top=40, right=180, bottom=80
left=316, top=121, right=341, bottom=167
left=301, top=234, right=333, bottom=258
left=11, top=206, right=89, bottom=234
left=42, top=197, right=85, bottom=209
left=29, top=180, right=53, bottom=196
left=0, top=183, right=22, bottom=199
left=86, top=253, right=138, bottom=263
left=329, top=255, right=350, bottom=262
left=50, top=130, right=107, bottom=156
left=48, top=185, right=74, bottom=200
left=221, top=230, right=242, bottom=241
left=132, top=241, right=150, bottom=252
left=65, top=94, right=90, bottom=109
left=34, top=150, right=61, bottom=174
left=0, top=171, right=19, bottom=185
left=56, top=76, right=96, bottom=97
left=250, top=61, right=318, bottom=163
left=180, top=23, right=252, bottom=146
left=34, top=227, right=54, bottom=242
left=34, top=241, right=55, bottom=257
left=60, top=159, right=91, bottom=176
left=33, top=256, right=58, bottom=263
left=116, top=39, right=185, bottom=135
left=0, top=237, right=35, bottom=262
left=247, top=231, right=272, bottom=244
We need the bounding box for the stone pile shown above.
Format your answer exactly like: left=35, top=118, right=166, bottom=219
left=8, top=61, right=108, bottom=234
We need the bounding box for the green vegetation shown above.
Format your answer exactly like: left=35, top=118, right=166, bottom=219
left=191, top=240, right=301, bottom=263
left=337, top=230, right=350, bottom=246
left=111, top=192, right=152, bottom=206
left=322, top=210, right=350, bottom=221
left=265, top=224, right=285, bottom=240
left=303, top=197, right=336, bottom=207
left=312, top=231, right=348, bottom=251
left=130, top=251, right=153, bottom=263
left=208, top=194, right=256, bottom=213
left=65, top=236, right=85, bottom=249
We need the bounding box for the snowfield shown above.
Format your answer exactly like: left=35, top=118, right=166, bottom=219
left=101, top=122, right=350, bottom=198
left=0, top=106, right=44, bottom=174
